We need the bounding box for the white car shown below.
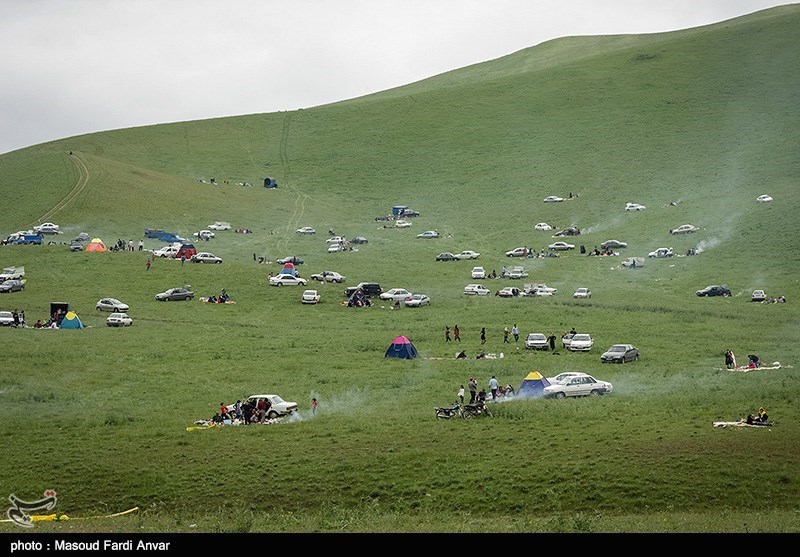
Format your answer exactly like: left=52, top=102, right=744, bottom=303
left=379, top=288, right=413, bottom=301
left=236, top=394, right=298, bottom=419
left=327, top=244, right=344, bottom=253
left=756, top=195, right=773, bottom=203
left=648, top=247, right=673, bottom=258
left=548, top=242, right=575, bottom=251
left=752, top=289, right=767, bottom=302
left=404, top=294, right=430, bottom=307
left=542, top=374, right=613, bottom=398
left=471, top=266, right=486, bottom=279
left=568, top=334, right=594, bottom=352
left=417, top=230, right=440, bottom=239
left=573, top=288, right=591, bottom=299
left=547, top=371, right=589, bottom=384
left=525, top=333, right=549, bottom=350
left=670, top=224, right=700, bottom=235
left=526, top=284, right=558, bottom=296
left=296, top=226, right=316, bottom=234
left=194, top=230, right=215, bottom=240
left=301, top=290, right=320, bottom=304
left=505, top=247, right=528, bottom=258
left=33, top=222, right=61, bottom=234
left=394, top=220, right=412, bottom=228
left=96, top=298, right=130, bottom=312
left=543, top=196, right=564, bottom=203
left=0, top=311, right=15, bottom=326
left=496, top=286, right=522, bottom=298
left=455, top=250, right=480, bottom=260
left=106, top=312, right=133, bottom=327
left=191, top=252, right=223, bottom=264
left=625, top=203, right=647, bottom=211
left=208, top=221, right=231, bottom=231
left=507, top=266, right=528, bottom=279
left=269, top=274, right=308, bottom=286
left=464, top=284, right=491, bottom=296
left=326, top=236, right=346, bottom=244
left=534, top=223, right=553, bottom=230
left=310, top=271, right=346, bottom=283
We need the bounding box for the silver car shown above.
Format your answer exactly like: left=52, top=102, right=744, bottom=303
left=96, top=297, right=130, bottom=312
left=542, top=374, right=613, bottom=398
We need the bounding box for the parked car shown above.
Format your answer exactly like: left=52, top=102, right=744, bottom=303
left=455, top=250, right=480, bottom=260
left=525, top=284, right=557, bottom=296
left=269, top=274, right=308, bottom=287
left=505, top=247, right=528, bottom=257
left=0, top=311, right=15, bottom=326
left=106, top=312, right=133, bottom=327
left=379, top=288, right=413, bottom=301
left=496, top=287, right=522, bottom=298
left=237, top=394, right=298, bottom=419
left=33, top=222, right=61, bottom=234
left=344, top=282, right=382, bottom=298
left=696, top=284, right=731, bottom=297
left=351, top=236, right=368, bottom=244
left=600, top=240, right=627, bottom=250
left=525, top=333, right=549, bottom=350
left=417, top=230, right=440, bottom=239
left=752, top=289, right=767, bottom=302
left=554, top=226, right=581, bottom=237
left=0, top=267, right=25, bottom=281
left=648, top=247, right=674, bottom=258
left=191, top=252, right=223, bottom=264
left=507, top=266, right=528, bottom=279
left=534, top=223, right=553, bottom=230
left=436, top=252, right=457, bottom=262
left=404, top=294, right=430, bottom=307
left=208, top=221, right=232, bottom=231
left=573, top=287, right=591, bottom=299
left=155, top=287, right=195, bottom=301
left=326, top=236, right=346, bottom=244
left=69, top=241, right=84, bottom=252
left=301, top=290, right=321, bottom=304
left=625, top=203, right=646, bottom=211
left=277, top=256, right=304, bottom=265
left=471, top=266, right=486, bottom=279
left=0, top=279, right=25, bottom=293
left=74, top=232, right=90, bottom=242
left=547, top=371, right=589, bottom=384
left=542, top=374, right=613, bottom=398
left=296, top=226, right=316, bottom=234
left=310, top=271, right=346, bottom=283
left=543, top=195, right=564, bottom=203
left=568, top=334, right=594, bottom=352
left=464, top=284, right=491, bottom=296
left=756, top=195, right=773, bottom=203
left=670, top=224, right=699, bottom=235
left=600, top=344, right=639, bottom=363
left=327, top=244, right=344, bottom=253
left=193, top=230, right=215, bottom=240
left=548, top=241, right=575, bottom=251
left=96, top=298, right=129, bottom=312
left=394, top=220, right=412, bottom=228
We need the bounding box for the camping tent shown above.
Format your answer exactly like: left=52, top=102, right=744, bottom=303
left=85, top=238, right=107, bottom=252
left=384, top=335, right=418, bottom=359
left=59, top=311, right=84, bottom=329
left=516, top=371, right=551, bottom=398
left=279, top=263, right=296, bottom=276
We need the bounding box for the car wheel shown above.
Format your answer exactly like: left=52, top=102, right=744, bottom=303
left=555, top=392, right=567, bottom=399
left=267, top=410, right=279, bottom=420
left=589, top=390, right=601, bottom=396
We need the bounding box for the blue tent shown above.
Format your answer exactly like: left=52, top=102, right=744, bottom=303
left=516, top=371, right=551, bottom=398
left=59, top=311, right=84, bottom=329
left=385, top=335, right=418, bottom=359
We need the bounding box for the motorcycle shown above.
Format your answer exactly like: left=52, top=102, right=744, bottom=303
left=435, top=402, right=461, bottom=420
left=460, top=400, right=492, bottom=419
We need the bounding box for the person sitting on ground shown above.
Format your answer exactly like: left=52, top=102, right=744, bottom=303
left=476, top=349, right=486, bottom=359
left=748, top=354, right=761, bottom=368
left=34, top=319, right=43, bottom=329
left=757, top=407, right=769, bottom=423
left=745, top=414, right=756, bottom=425
left=456, top=350, right=467, bottom=359
left=476, top=388, right=487, bottom=403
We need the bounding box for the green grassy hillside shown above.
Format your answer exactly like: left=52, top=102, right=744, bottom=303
left=1, top=5, right=799, bottom=533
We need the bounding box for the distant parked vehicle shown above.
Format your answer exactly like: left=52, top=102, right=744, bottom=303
left=600, top=344, right=639, bottom=363
left=0, top=280, right=25, bottom=293
left=525, top=333, right=549, bottom=350
left=670, top=224, right=700, bottom=235
left=379, top=288, right=413, bottom=301
left=455, top=250, right=480, bottom=260
left=269, top=274, right=308, bottom=287
left=417, top=230, right=440, bottom=239
left=471, top=266, right=486, bottom=279
left=96, top=298, right=129, bottom=312
left=295, top=226, right=316, bottom=235
left=573, top=288, right=591, bottom=299
left=301, top=290, right=321, bottom=304
left=696, top=284, right=731, bottom=297
left=542, top=374, right=613, bottom=398
left=600, top=240, right=627, bottom=250
left=106, top=312, right=133, bottom=327
left=277, top=256, right=304, bottom=265
left=311, top=271, right=346, bottom=283
left=436, top=252, right=457, bottom=262
left=751, top=289, right=767, bottom=302
left=567, top=334, right=594, bottom=352
left=351, top=237, right=368, bottom=244
left=155, top=287, right=195, bottom=301
left=404, top=294, right=430, bottom=307
left=496, top=287, right=522, bottom=298
left=625, top=203, right=646, bottom=211
left=33, top=222, right=61, bottom=235
left=548, top=242, right=575, bottom=251
left=464, top=284, right=491, bottom=296
left=648, top=247, right=674, bottom=258
left=534, top=223, right=553, bottom=230
left=505, top=247, right=528, bottom=258
left=191, top=252, right=222, bottom=264
left=208, top=221, right=232, bottom=231
left=193, top=230, right=215, bottom=240
left=543, top=195, right=564, bottom=203
left=756, top=195, right=773, bottom=203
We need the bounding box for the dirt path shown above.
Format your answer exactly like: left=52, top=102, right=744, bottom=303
left=275, top=113, right=314, bottom=253
left=33, top=152, right=89, bottom=226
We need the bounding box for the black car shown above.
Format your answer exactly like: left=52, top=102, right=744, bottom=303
left=600, top=344, right=640, bottom=363
left=0, top=280, right=25, bottom=293
left=436, top=252, right=457, bottom=261
left=70, top=241, right=84, bottom=252
left=696, top=284, right=731, bottom=297
left=277, top=256, right=304, bottom=265
left=351, top=237, right=368, bottom=244
left=600, top=240, right=627, bottom=250
left=155, top=287, right=195, bottom=301
left=344, top=283, right=382, bottom=298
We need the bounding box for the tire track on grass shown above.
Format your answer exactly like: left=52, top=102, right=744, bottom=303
left=275, top=112, right=313, bottom=253
left=34, top=152, right=89, bottom=226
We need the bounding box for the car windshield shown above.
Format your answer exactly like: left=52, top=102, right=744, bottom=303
left=272, top=396, right=285, bottom=404
left=573, top=335, right=591, bottom=341
left=610, top=345, right=627, bottom=352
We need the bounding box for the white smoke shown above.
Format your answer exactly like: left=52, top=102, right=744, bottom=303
left=695, top=237, right=722, bottom=254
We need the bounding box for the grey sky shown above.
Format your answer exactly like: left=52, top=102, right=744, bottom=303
left=0, top=0, right=792, bottom=154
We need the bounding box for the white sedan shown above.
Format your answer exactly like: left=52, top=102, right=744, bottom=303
left=326, top=236, right=346, bottom=244
left=534, top=223, right=553, bottom=230
left=191, top=252, right=222, bottom=264
left=417, top=230, right=440, bottom=239
left=505, top=247, right=528, bottom=257
left=269, top=274, right=308, bottom=286
left=756, top=194, right=773, bottom=203
left=548, top=241, right=575, bottom=251
left=194, top=230, right=215, bottom=240
left=669, top=224, right=700, bottom=235
left=296, top=226, right=316, bottom=234
left=394, top=220, right=412, bottom=228
left=464, top=284, right=491, bottom=296
left=106, top=312, right=133, bottom=327
left=379, top=288, right=413, bottom=301
left=625, top=203, right=647, bottom=211
left=455, top=250, right=480, bottom=260
left=310, top=271, right=346, bottom=283
left=208, top=222, right=231, bottom=230
left=567, top=333, right=594, bottom=351
left=542, top=374, right=613, bottom=398
left=471, top=266, right=486, bottom=279
left=573, top=288, right=591, bottom=299
left=543, top=196, right=564, bottom=203
left=301, top=290, right=321, bottom=304
left=404, top=294, right=430, bottom=307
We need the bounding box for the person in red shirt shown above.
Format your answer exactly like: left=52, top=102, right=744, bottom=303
left=220, top=402, right=229, bottom=420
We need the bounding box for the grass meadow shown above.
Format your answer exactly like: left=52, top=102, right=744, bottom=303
left=1, top=5, right=799, bottom=533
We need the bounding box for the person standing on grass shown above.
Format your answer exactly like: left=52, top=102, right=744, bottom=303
left=468, top=378, right=477, bottom=403
left=458, top=385, right=465, bottom=405
left=548, top=333, right=557, bottom=352
left=146, top=257, right=151, bottom=271
left=480, top=327, right=486, bottom=345
left=489, top=376, right=499, bottom=401
left=312, top=398, right=318, bottom=416
left=725, top=349, right=735, bottom=369
left=445, top=326, right=451, bottom=342
left=512, top=324, right=519, bottom=342
left=503, top=326, right=510, bottom=343
left=454, top=325, right=461, bottom=342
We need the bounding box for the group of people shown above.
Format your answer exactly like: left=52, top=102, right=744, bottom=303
left=725, top=349, right=765, bottom=369
left=744, top=407, right=770, bottom=425
left=204, top=289, right=231, bottom=304
left=214, top=398, right=273, bottom=425
left=458, top=376, right=515, bottom=405
left=447, top=324, right=521, bottom=344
